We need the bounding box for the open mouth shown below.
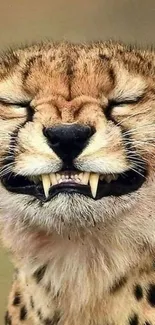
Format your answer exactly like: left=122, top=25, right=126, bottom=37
left=1, top=167, right=146, bottom=202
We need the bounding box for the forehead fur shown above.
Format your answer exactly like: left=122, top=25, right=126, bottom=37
left=1, top=41, right=155, bottom=76
left=0, top=41, right=154, bottom=104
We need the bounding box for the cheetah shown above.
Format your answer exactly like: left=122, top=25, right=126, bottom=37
left=1, top=41, right=155, bottom=325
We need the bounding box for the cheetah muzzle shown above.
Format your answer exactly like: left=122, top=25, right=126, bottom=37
left=1, top=121, right=146, bottom=202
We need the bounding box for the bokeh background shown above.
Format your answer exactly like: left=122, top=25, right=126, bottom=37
left=1, top=0, right=155, bottom=322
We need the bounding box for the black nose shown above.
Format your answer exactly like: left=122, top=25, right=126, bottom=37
left=43, top=124, right=94, bottom=161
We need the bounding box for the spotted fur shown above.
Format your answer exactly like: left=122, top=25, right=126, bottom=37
left=1, top=41, right=155, bottom=324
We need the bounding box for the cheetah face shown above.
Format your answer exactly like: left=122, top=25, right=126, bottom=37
left=0, top=42, right=154, bottom=232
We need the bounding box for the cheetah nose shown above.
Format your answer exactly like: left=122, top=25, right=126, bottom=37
left=43, top=124, right=95, bottom=161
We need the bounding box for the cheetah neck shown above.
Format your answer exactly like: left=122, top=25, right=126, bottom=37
left=13, top=250, right=155, bottom=325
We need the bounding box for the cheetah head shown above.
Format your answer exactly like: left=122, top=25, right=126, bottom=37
left=0, top=41, right=154, bottom=239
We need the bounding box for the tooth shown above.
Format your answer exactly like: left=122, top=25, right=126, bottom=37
left=113, top=174, right=119, bottom=180
left=82, top=172, right=90, bottom=185
left=105, top=175, right=113, bottom=183
left=75, top=174, right=80, bottom=180
left=56, top=173, right=61, bottom=181
left=89, top=173, right=99, bottom=198
left=100, top=175, right=105, bottom=181
left=41, top=174, right=51, bottom=198
left=50, top=173, right=57, bottom=186
left=79, top=173, right=83, bottom=181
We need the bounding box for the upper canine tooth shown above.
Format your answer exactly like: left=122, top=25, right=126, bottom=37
left=82, top=172, right=90, bottom=185
left=50, top=173, right=57, bottom=186
left=41, top=174, right=51, bottom=198
left=89, top=173, right=99, bottom=198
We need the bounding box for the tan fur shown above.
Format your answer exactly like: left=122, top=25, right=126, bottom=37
left=1, top=41, right=155, bottom=324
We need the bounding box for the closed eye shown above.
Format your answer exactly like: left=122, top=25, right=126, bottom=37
left=108, top=96, right=142, bottom=108
left=0, top=98, right=34, bottom=121
left=0, top=98, right=31, bottom=107
left=105, top=95, right=143, bottom=121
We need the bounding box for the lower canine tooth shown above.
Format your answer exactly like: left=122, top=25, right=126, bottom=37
left=89, top=173, right=99, bottom=198
left=41, top=174, right=51, bottom=198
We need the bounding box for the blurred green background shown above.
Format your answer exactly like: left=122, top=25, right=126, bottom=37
left=1, top=0, right=155, bottom=323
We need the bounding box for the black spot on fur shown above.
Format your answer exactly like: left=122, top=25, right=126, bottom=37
left=147, top=284, right=155, bottom=307
left=49, top=55, right=56, bottom=62
left=44, top=311, right=60, bottom=325
left=20, top=306, right=27, bottom=321
left=129, top=314, right=139, bottom=325
left=37, top=309, right=43, bottom=321
left=5, top=311, right=12, bottom=325
left=13, top=292, right=21, bottom=306
left=30, top=296, right=34, bottom=309
left=33, top=265, right=47, bottom=283
left=111, top=276, right=127, bottom=293
left=109, top=67, right=116, bottom=86
left=99, top=53, right=110, bottom=61
left=134, top=284, right=143, bottom=301
left=44, top=319, right=53, bottom=325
